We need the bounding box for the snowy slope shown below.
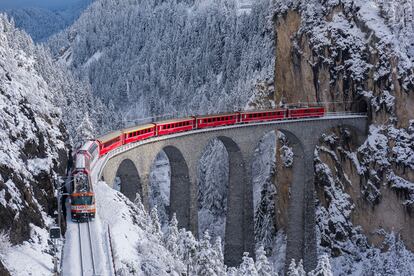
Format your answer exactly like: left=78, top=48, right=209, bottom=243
left=0, top=14, right=68, bottom=275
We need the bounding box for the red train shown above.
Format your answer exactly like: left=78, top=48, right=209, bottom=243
left=71, top=106, right=325, bottom=221
left=71, top=141, right=99, bottom=222
left=96, top=106, right=325, bottom=156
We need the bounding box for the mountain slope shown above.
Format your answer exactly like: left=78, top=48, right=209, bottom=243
left=0, top=15, right=68, bottom=275
left=48, top=0, right=274, bottom=127
left=3, top=0, right=93, bottom=42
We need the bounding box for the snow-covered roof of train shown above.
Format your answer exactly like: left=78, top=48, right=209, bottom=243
left=76, top=154, right=86, bottom=169
left=79, top=140, right=96, bottom=151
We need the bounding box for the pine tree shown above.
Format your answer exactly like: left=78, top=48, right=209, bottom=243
left=75, top=112, right=95, bottom=148
left=308, top=255, right=333, bottom=276
left=287, top=259, right=306, bottom=276
left=150, top=206, right=162, bottom=239
left=255, top=245, right=274, bottom=276
left=177, top=228, right=198, bottom=273
left=133, top=192, right=146, bottom=216
left=194, top=230, right=216, bottom=276
left=164, top=213, right=179, bottom=257
left=212, top=237, right=226, bottom=275
left=238, top=252, right=258, bottom=276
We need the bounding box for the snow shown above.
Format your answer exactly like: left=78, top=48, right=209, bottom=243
left=2, top=225, right=59, bottom=276
left=94, top=181, right=185, bottom=275
left=83, top=50, right=103, bottom=69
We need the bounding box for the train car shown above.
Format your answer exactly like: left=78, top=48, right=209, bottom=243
left=123, top=124, right=156, bottom=144
left=155, top=117, right=195, bottom=136
left=287, top=106, right=325, bottom=119
left=71, top=153, right=96, bottom=222
left=97, top=131, right=123, bottom=156
left=195, top=112, right=239, bottom=129
left=78, top=140, right=100, bottom=167
left=239, top=109, right=285, bottom=123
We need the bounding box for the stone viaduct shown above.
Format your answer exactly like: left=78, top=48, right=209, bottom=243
left=98, top=115, right=367, bottom=271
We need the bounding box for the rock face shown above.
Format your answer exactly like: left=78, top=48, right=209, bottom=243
left=0, top=15, right=69, bottom=274
left=272, top=0, right=414, bottom=267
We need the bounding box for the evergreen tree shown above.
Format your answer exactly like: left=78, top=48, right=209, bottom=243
left=164, top=213, right=179, bottom=257
left=177, top=228, right=198, bottom=273
left=133, top=192, right=146, bottom=216
left=255, top=245, right=274, bottom=276
left=194, top=230, right=216, bottom=276
left=287, top=259, right=306, bottom=276
left=150, top=206, right=162, bottom=239
left=309, top=255, right=333, bottom=276
left=237, top=252, right=258, bottom=276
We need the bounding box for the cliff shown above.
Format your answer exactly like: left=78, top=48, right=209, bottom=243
left=0, top=15, right=69, bottom=275
left=272, top=0, right=414, bottom=273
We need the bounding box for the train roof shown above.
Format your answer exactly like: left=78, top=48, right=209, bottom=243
left=97, top=131, right=122, bottom=143
left=195, top=112, right=240, bottom=119
left=75, top=154, right=86, bottom=169
left=155, top=117, right=195, bottom=125
left=123, top=123, right=155, bottom=133
left=79, top=140, right=97, bottom=151
left=239, top=108, right=286, bottom=114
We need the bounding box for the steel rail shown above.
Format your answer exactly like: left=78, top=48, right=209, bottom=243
left=78, top=223, right=84, bottom=276
left=87, top=221, right=97, bottom=275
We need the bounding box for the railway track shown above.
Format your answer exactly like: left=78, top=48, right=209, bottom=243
left=78, top=221, right=97, bottom=276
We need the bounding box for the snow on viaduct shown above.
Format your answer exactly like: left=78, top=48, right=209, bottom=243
left=97, top=114, right=367, bottom=271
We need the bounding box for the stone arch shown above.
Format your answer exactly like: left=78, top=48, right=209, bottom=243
left=212, top=136, right=254, bottom=267
left=162, top=146, right=191, bottom=230
left=115, top=159, right=143, bottom=202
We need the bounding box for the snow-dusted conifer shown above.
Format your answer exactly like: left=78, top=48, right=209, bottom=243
left=255, top=245, right=274, bottom=276
left=133, top=192, right=146, bottom=216
left=75, top=112, right=95, bottom=148
left=238, top=252, right=258, bottom=276
left=150, top=206, right=162, bottom=239
left=309, top=255, right=333, bottom=276
left=212, top=237, right=226, bottom=275
left=194, top=230, right=216, bottom=276
left=177, top=228, right=198, bottom=272
left=164, top=213, right=179, bottom=257
left=287, top=258, right=306, bottom=276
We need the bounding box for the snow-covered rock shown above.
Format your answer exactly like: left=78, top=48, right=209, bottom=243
left=0, top=14, right=68, bottom=275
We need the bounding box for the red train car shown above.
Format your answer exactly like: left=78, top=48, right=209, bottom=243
left=97, top=131, right=123, bottom=156
left=123, top=124, right=156, bottom=144
left=287, top=107, right=325, bottom=119
left=196, top=113, right=239, bottom=129
left=239, top=109, right=285, bottom=123
left=156, top=117, right=195, bottom=136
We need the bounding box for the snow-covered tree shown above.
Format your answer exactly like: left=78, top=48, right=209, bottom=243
left=287, top=259, right=305, bottom=276
left=150, top=206, right=162, bottom=239
left=133, top=192, right=146, bottom=216
left=74, top=113, right=95, bottom=148
left=237, top=252, right=258, bottom=276
left=194, top=230, right=217, bottom=276
left=164, top=213, right=179, bottom=257
left=176, top=228, right=198, bottom=272
left=309, top=255, right=333, bottom=276
left=255, top=245, right=274, bottom=276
